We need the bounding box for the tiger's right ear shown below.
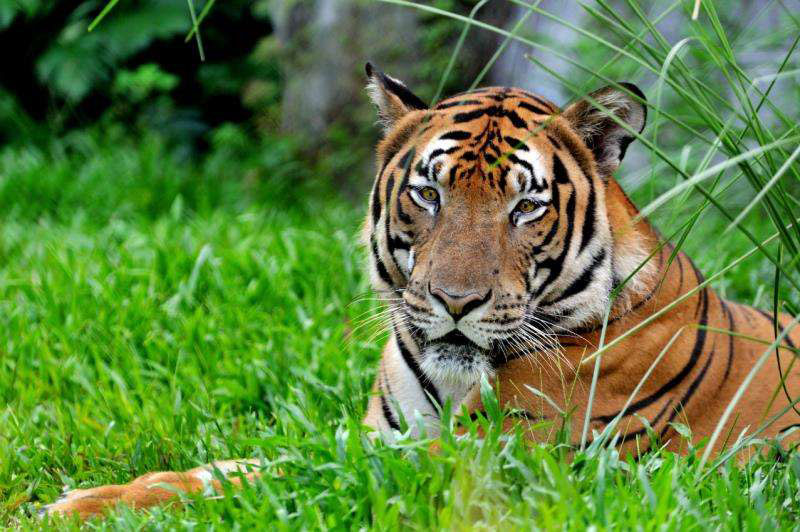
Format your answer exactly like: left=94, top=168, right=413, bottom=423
left=562, top=83, right=647, bottom=178
left=365, top=62, right=427, bottom=132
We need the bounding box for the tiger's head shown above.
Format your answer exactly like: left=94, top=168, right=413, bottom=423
left=363, top=63, right=652, bottom=388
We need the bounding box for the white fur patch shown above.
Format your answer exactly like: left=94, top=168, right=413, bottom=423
left=508, top=146, right=548, bottom=193
left=407, top=248, right=416, bottom=273
left=612, top=236, right=657, bottom=310
left=419, top=344, right=493, bottom=396
left=195, top=469, right=213, bottom=481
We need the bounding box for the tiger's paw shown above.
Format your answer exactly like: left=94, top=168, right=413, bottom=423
left=41, top=484, right=129, bottom=520
left=39, top=459, right=264, bottom=521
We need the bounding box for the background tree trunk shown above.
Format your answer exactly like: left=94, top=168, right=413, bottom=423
left=273, top=0, right=421, bottom=141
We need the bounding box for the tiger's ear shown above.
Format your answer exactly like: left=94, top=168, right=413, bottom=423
left=365, top=62, right=427, bottom=132
left=563, top=83, right=646, bottom=177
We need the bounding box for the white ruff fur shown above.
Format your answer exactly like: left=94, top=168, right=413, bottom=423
left=419, top=344, right=493, bottom=404
left=612, top=235, right=657, bottom=311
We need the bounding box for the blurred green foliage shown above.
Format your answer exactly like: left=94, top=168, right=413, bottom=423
left=0, top=0, right=281, bottom=150
left=0, top=0, right=482, bottom=188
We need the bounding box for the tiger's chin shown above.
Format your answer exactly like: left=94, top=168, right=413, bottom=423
left=419, top=331, right=494, bottom=390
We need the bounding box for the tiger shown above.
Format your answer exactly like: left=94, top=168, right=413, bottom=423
left=43, top=63, right=800, bottom=520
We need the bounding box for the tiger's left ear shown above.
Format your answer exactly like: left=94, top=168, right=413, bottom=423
left=365, top=62, right=428, bottom=132
left=563, top=83, right=647, bottom=178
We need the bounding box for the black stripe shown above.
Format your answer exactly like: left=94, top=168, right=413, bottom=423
left=396, top=200, right=412, bottom=225
left=679, top=342, right=715, bottom=411
left=439, top=130, right=472, bottom=140
left=552, top=153, right=570, bottom=184
left=594, top=274, right=709, bottom=423
left=383, top=175, right=399, bottom=278
left=659, top=343, right=714, bottom=441
left=779, top=423, right=800, bottom=433
left=396, top=152, right=415, bottom=225
left=371, top=238, right=392, bottom=286
left=688, top=257, right=706, bottom=284
left=395, top=330, right=441, bottom=411
left=505, top=110, right=527, bottom=129
left=579, top=175, right=596, bottom=254
left=552, top=131, right=594, bottom=180
left=382, top=151, right=411, bottom=280
left=722, top=300, right=735, bottom=381
left=370, top=178, right=382, bottom=225
left=436, top=99, right=482, bottom=109
left=453, top=108, right=489, bottom=123
left=497, top=166, right=507, bottom=193
left=398, top=148, right=415, bottom=172
left=502, top=136, right=528, bottom=151
left=451, top=105, right=528, bottom=129
left=507, top=154, right=536, bottom=183
left=546, top=134, right=561, bottom=150
left=549, top=249, right=606, bottom=304
left=518, top=101, right=550, bottom=115
left=538, top=180, right=562, bottom=249
left=380, top=371, right=401, bottom=431
left=426, top=146, right=459, bottom=162
left=447, top=165, right=458, bottom=187
left=530, top=94, right=555, bottom=111
left=381, top=395, right=400, bottom=430
left=398, top=150, right=414, bottom=191
left=534, top=184, right=576, bottom=298
left=694, top=287, right=708, bottom=317
left=388, top=235, right=410, bottom=251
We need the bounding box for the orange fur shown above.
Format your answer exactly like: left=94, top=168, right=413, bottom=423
left=43, top=460, right=263, bottom=520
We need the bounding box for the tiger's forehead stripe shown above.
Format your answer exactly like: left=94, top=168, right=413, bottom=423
left=387, top=92, right=560, bottom=195
left=425, top=89, right=599, bottom=194
left=374, top=86, right=599, bottom=260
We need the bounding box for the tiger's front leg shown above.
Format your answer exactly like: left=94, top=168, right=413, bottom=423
left=43, top=459, right=261, bottom=520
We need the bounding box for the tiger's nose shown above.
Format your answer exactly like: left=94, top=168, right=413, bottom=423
left=429, top=284, right=492, bottom=321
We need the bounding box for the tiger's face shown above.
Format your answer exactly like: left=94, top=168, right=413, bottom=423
left=364, top=64, right=647, bottom=387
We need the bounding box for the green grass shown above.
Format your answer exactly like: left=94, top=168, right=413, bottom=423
left=0, top=127, right=798, bottom=530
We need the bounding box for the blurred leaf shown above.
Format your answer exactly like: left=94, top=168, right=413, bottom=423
left=112, top=64, right=179, bottom=103
left=36, top=1, right=188, bottom=103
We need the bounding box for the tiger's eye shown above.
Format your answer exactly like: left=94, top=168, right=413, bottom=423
left=420, top=187, right=439, bottom=202
left=517, top=199, right=536, bottom=213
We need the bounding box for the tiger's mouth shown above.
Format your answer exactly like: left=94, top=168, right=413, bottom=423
left=429, top=330, right=479, bottom=348
left=419, top=330, right=493, bottom=387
